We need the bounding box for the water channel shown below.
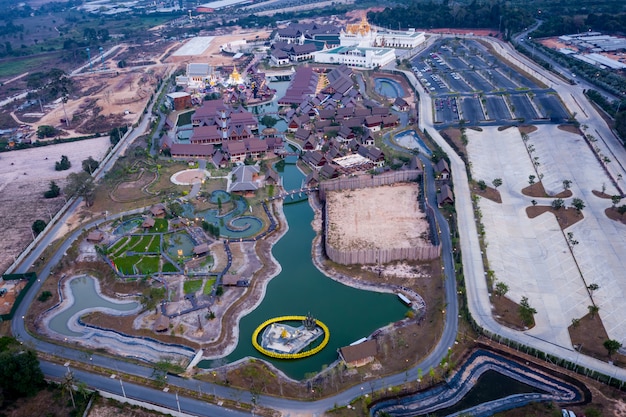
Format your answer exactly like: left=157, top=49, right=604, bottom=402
left=198, top=162, right=408, bottom=379
left=47, top=77, right=572, bottom=411
left=48, top=275, right=140, bottom=337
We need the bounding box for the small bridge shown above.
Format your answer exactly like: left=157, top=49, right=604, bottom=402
left=269, top=187, right=319, bottom=204
left=275, top=149, right=301, bottom=157
left=264, top=68, right=296, bottom=80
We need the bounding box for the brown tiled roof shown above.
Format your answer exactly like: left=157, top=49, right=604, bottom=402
left=223, top=140, right=247, bottom=155
left=171, top=143, right=215, bottom=157
left=193, top=243, right=210, bottom=255
left=339, top=339, right=377, bottom=364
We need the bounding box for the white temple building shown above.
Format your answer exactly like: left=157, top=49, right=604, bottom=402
left=314, top=17, right=425, bottom=69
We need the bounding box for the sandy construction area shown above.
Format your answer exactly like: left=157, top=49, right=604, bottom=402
left=31, top=64, right=169, bottom=138
left=325, top=183, right=428, bottom=251
left=166, top=30, right=271, bottom=67
left=0, top=137, right=111, bottom=273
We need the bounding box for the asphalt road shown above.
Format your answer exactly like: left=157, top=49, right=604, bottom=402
left=11, top=27, right=626, bottom=416
left=10, top=78, right=461, bottom=415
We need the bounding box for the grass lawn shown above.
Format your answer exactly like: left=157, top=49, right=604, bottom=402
left=177, top=110, right=193, bottom=126
left=113, top=255, right=141, bottom=275
left=203, top=278, right=216, bottom=295
left=148, top=218, right=168, bottom=233
left=147, top=235, right=161, bottom=252
left=162, top=262, right=178, bottom=273
left=0, top=53, right=63, bottom=79
left=136, top=256, right=160, bottom=275
left=108, top=236, right=129, bottom=255
left=128, top=235, right=153, bottom=252
left=184, top=279, right=203, bottom=294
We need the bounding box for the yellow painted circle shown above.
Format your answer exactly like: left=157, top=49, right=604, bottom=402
left=252, top=316, right=330, bottom=359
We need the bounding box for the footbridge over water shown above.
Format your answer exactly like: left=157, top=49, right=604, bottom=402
left=263, top=67, right=295, bottom=81
left=269, top=186, right=318, bottom=204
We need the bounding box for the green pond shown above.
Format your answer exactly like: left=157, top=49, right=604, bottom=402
left=199, top=164, right=408, bottom=379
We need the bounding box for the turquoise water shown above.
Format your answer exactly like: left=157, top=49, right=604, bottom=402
left=375, top=77, right=405, bottom=98
left=48, top=276, right=139, bottom=337
left=165, top=232, right=196, bottom=259
left=199, top=164, right=408, bottom=379
left=182, top=192, right=263, bottom=238
left=113, top=218, right=141, bottom=235
left=210, top=190, right=231, bottom=203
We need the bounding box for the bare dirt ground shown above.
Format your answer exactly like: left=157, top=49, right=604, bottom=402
left=0, top=137, right=112, bottom=274
left=0, top=279, right=28, bottom=314
left=325, top=184, right=429, bottom=251
left=30, top=65, right=168, bottom=137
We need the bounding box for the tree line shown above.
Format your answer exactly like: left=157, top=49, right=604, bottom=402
left=532, top=12, right=626, bottom=38
left=365, top=1, right=535, bottom=38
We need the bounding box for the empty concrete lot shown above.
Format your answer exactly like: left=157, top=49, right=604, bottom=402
left=466, top=125, right=626, bottom=348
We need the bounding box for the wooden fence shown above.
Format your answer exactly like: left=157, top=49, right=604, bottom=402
left=325, top=244, right=441, bottom=265
left=318, top=170, right=422, bottom=201
left=321, top=170, right=440, bottom=265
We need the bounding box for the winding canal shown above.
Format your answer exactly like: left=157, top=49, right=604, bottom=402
left=199, top=163, right=408, bottom=379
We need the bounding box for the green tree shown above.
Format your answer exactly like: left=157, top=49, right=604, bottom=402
left=603, top=339, right=622, bottom=358
left=37, top=291, right=52, bottom=302
left=55, top=155, right=71, bottom=171
left=477, top=180, right=487, bottom=191
left=616, top=110, right=626, bottom=140
left=81, top=156, right=99, bottom=174
left=260, top=115, right=278, bottom=128
left=528, top=174, right=536, bottom=185
left=551, top=198, right=564, bottom=210
left=492, top=178, right=503, bottom=189
left=0, top=345, right=45, bottom=397
left=168, top=202, right=183, bottom=217
left=64, top=172, right=96, bottom=206
left=588, top=304, right=600, bottom=318
left=571, top=197, right=585, bottom=212
left=140, top=287, right=166, bottom=312
left=109, top=125, right=129, bottom=145
left=43, top=180, right=60, bottom=198
left=37, top=125, right=57, bottom=138
left=562, top=179, right=572, bottom=191
left=32, top=219, right=47, bottom=236
left=611, top=195, right=622, bottom=207
left=518, top=296, right=537, bottom=326
left=494, top=281, right=509, bottom=297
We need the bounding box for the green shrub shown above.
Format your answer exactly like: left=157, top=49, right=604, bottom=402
left=37, top=291, right=52, bottom=302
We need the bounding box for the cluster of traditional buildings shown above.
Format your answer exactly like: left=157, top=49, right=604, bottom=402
left=270, top=18, right=426, bottom=69
left=163, top=100, right=283, bottom=166
left=163, top=62, right=415, bottom=178
left=278, top=65, right=411, bottom=181
left=168, top=63, right=275, bottom=110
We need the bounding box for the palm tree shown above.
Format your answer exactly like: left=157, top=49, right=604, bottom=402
left=603, top=339, right=622, bottom=358
left=61, top=370, right=76, bottom=408
left=588, top=304, right=600, bottom=318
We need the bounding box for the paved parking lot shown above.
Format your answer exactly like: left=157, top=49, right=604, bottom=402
left=411, top=38, right=571, bottom=127
left=465, top=125, right=626, bottom=348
